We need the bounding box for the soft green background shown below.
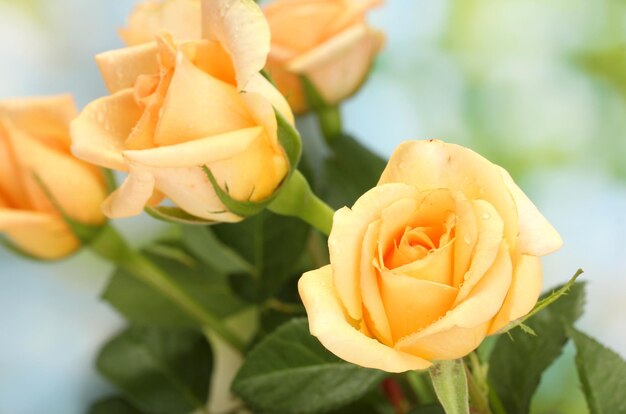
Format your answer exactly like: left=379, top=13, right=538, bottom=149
left=0, top=0, right=625, bottom=413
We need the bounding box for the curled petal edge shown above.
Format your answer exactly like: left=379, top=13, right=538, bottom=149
left=299, top=265, right=431, bottom=373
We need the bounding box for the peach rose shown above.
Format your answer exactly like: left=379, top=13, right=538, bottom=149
left=264, top=0, right=385, bottom=113
left=299, top=140, right=563, bottom=372
left=119, top=0, right=202, bottom=46
left=72, top=0, right=295, bottom=222
left=0, top=96, right=107, bottom=259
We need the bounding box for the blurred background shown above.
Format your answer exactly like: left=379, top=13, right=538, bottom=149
left=1, top=0, right=625, bottom=412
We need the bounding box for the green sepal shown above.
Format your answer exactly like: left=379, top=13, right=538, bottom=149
left=202, top=107, right=302, bottom=218
left=260, top=69, right=277, bottom=87
left=103, top=167, right=118, bottom=194
left=498, top=268, right=584, bottom=334
left=429, top=359, right=470, bottom=414
left=32, top=173, right=104, bottom=243
left=300, top=75, right=329, bottom=110
left=275, top=107, right=303, bottom=171
left=145, top=206, right=217, bottom=226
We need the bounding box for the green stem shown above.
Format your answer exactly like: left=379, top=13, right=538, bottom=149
left=269, top=171, right=335, bottom=236
left=465, top=365, right=491, bottom=414
left=317, top=105, right=343, bottom=144
left=89, top=224, right=246, bottom=353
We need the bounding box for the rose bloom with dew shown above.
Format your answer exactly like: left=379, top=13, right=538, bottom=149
left=71, top=0, right=294, bottom=222
left=299, top=140, right=563, bottom=372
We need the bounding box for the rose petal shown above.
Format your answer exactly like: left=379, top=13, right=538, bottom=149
left=329, top=183, right=420, bottom=320
left=360, top=219, right=393, bottom=346
left=154, top=52, right=254, bottom=146
left=119, top=0, right=202, bottom=46
left=123, top=126, right=262, bottom=168
left=454, top=200, right=504, bottom=304
left=498, top=166, right=563, bottom=256
left=244, top=72, right=295, bottom=127
left=396, top=323, right=490, bottom=361
left=391, top=239, right=455, bottom=286
left=264, top=1, right=343, bottom=52
left=0, top=209, right=78, bottom=259
left=0, top=122, right=29, bottom=208
left=452, top=192, right=478, bottom=287
left=327, top=0, right=383, bottom=34
left=380, top=270, right=458, bottom=342
left=96, top=43, right=159, bottom=94
left=71, top=90, right=142, bottom=171
left=396, top=242, right=512, bottom=359
left=208, top=131, right=288, bottom=201
left=201, top=0, right=270, bottom=89
left=488, top=254, right=542, bottom=334
left=0, top=95, right=76, bottom=149
left=4, top=123, right=106, bottom=225
left=379, top=140, right=520, bottom=251
left=151, top=166, right=241, bottom=222
left=287, top=24, right=384, bottom=105
left=102, top=170, right=155, bottom=218
left=299, top=265, right=432, bottom=372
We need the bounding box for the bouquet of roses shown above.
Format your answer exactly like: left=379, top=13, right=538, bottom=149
left=1, top=0, right=624, bottom=413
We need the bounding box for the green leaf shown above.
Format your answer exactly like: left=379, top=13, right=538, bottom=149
left=429, top=359, right=469, bottom=414
left=181, top=225, right=254, bottom=275
left=202, top=108, right=302, bottom=218
left=322, top=134, right=387, bottom=209
left=488, top=282, right=586, bottom=414
left=145, top=206, right=217, bottom=225
left=569, top=328, right=626, bottom=414
left=499, top=268, right=584, bottom=334
left=96, top=326, right=213, bottom=414
left=408, top=405, right=445, bottom=414
left=212, top=211, right=310, bottom=301
left=88, top=396, right=144, bottom=414
left=102, top=240, right=247, bottom=328
left=232, top=318, right=387, bottom=414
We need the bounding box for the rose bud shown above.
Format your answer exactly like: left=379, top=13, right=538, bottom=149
left=299, top=140, right=563, bottom=372
left=0, top=96, right=107, bottom=260
left=119, top=0, right=202, bottom=46
left=71, top=0, right=298, bottom=224
left=264, top=0, right=385, bottom=114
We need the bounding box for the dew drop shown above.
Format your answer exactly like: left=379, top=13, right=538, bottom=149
left=463, top=234, right=471, bottom=244
left=482, top=212, right=491, bottom=220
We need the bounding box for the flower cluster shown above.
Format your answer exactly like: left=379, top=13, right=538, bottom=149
left=1, top=2, right=575, bottom=407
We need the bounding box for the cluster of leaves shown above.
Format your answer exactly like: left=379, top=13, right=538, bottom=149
left=89, top=126, right=626, bottom=414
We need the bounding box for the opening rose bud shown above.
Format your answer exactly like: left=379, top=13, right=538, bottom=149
left=298, top=140, right=563, bottom=373
left=0, top=96, right=108, bottom=260
left=264, top=0, right=385, bottom=114
left=71, top=0, right=297, bottom=223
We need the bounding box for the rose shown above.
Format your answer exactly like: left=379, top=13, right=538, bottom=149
left=71, top=0, right=295, bottom=222
left=119, top=0, right=202, bottom=46
left=0, top=96, right=107, bottom=259
left=298, top=140, right=563, bottom=372
left=264, top=0, right=385, bottom=114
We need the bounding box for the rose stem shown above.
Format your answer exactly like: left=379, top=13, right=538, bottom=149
left=89, top=223, right=246, bottom=353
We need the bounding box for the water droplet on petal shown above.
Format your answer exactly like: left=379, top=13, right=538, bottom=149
left=482, top=212, right=491, bottom=220
left=463, top=234, right=471, bottom=244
